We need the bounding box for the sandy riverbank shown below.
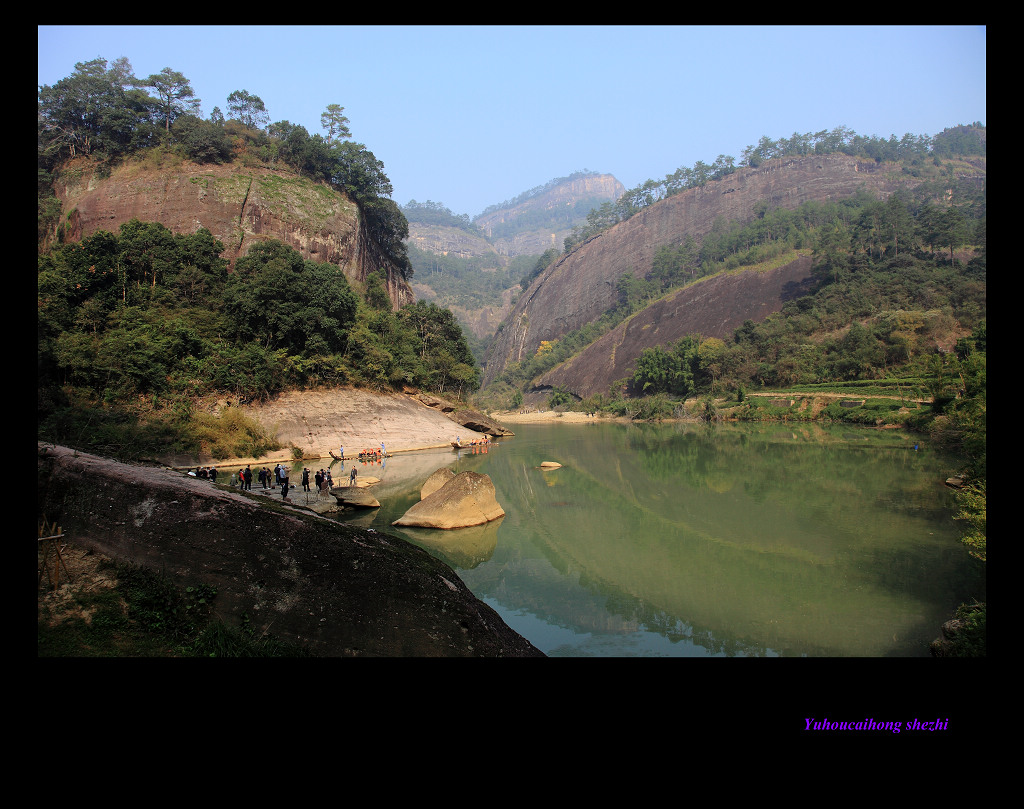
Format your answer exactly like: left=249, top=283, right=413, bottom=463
left=485, top=409, right=616, bottom=424
left=167, top=389, right=622, bottom=472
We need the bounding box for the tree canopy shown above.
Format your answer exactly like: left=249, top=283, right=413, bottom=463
left=38, top=57, right=412, bottom=280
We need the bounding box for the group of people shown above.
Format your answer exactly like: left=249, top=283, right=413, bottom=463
left=230, top=463, right=293, bottom=493
left=221, top=448, right=364, bottom=500
left=454, top=435, right=491, bottom=452
left=190, top=466, right=219, bottom=482
left=355, top=442, right=387, bottom=461
left=310, top=468, right=334, bottom=493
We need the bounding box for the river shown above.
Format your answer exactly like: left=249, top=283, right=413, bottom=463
left=305, top=419, right=982, bottom=657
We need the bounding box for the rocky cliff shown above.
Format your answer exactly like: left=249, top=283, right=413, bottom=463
left=37, top=442, right=543, bottom=657
left=534, top=254, right=816, bottom=399
left=482, top=155, right=944, bottom=388
left=49, top=157, right=415, bottom=308
left=407, top=222, right=496, bottom=260
left=474, top=173, right=625, bottom=257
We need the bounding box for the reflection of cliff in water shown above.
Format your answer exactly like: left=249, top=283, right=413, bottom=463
left=459, top=422, right=975, bottom=657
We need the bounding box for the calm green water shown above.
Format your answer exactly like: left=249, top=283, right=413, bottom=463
left=241, top=420, right=985, bottom=657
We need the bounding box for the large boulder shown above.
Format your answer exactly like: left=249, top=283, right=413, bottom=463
left=331, top=486, right=380, bottom=508
left=413, top=393, right=515, bottom=437
left=453, top=408, right=515, bottom=437
left=393, top=471, right=505, bottom=529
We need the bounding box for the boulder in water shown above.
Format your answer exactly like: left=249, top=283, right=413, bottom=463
left=331, top=486, right=380, bottom=508
left=421, top=467, right=455, bottom=500
left=394, top=471, right=504, bottom=529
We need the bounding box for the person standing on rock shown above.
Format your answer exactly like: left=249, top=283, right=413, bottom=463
left=349, top=466, right=357, bottom=487
left=302, top=468, right=310, bottom=492
left=243, top=465, right=253, bottom=490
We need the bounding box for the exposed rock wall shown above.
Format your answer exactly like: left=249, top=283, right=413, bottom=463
left=482, top=155, right=927, bottom=387
left=475, top=174, right=625, bottom=257
left=50, top=158, right=415, bottom=308
left=37, top=443, right=543, bottom=657
left=407, top=222, right=497, bottom=260
left=535, top=254, right=816, bottom=398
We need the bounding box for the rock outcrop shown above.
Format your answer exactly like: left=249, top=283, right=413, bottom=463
left=420, top=468, right=456, bottom=500
left=474, top=173, right=625, bottom=257
left=331, top=486, right=380, bottom=508
left=535, top=253, right=816, bottom=398
left=482, top=155, right=967, bottom=388
left=37, top=443, right=542, bottom=657
left=407, top=222, right=496, bottom=260
left=413, top=393, right=515, bottom=437
left=50, top=158, right=414, bottom=308
left=393, top=471, right=505, bottom=529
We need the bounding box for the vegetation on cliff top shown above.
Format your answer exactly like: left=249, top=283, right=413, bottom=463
left=563, top=123, right=985, bottom=253
left=38, top=56, right=411, bottom=279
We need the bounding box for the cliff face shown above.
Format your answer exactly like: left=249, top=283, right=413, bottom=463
left=474, top=173, right=625, bottom=257
left=407, top=222, right=496, bottom=260
left=50, top=158, right=415, bottom=308
left=535, top=254, right=816, bottom=399
left=482, top=155, right=935, bottom=388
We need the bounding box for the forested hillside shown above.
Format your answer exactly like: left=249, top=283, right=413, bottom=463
left=482, top=126, right=985, bottom=388
left=477, top=125, right=985, bottom=487
left=37, top=57, right=476, bottom=462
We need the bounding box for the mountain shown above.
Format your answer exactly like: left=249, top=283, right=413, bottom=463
left=403, top=173, right=625, bottom=339
left=481, top=152, right=986, bottom=390
left=473, top=172, right=626, bottom=257
left=534, top=253, right=816, bottom=399
left=46, top=157, right=416, bottom=308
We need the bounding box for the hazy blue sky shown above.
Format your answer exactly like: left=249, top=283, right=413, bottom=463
left=38, top=25, right=986, bottom=218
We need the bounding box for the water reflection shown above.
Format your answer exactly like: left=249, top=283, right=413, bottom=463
left=222, top=421, right=985, bottom=657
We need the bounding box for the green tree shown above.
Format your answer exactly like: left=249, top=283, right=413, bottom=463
left=939, top=207, right=973, bottom=262
left=117, top=219, right=179, bottom=289
left=224, top=240, right=357, bottom=355
left=320, top=104, right=352, bottom=143
left=882, top=191, right=916, bottom=257
left=226, top=90, right=269, bottom=130
left=38, top=57, right=160, bottom=163
left=171, top=114, right=233, bottom=163
left=145, top=67, right=200, bottom=133
left=363, top=269, right=393, bottom=310
left=955, top=483, right=986, bottom=562
left=397, top=301, right=479, bottom=393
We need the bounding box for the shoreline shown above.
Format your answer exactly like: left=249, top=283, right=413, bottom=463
left=483, top=409, right=615, bottom=425
left=170, top=386, right=930, bottom=471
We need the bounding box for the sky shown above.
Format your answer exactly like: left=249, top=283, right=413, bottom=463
left=38, top=25, right=986, bottom=219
